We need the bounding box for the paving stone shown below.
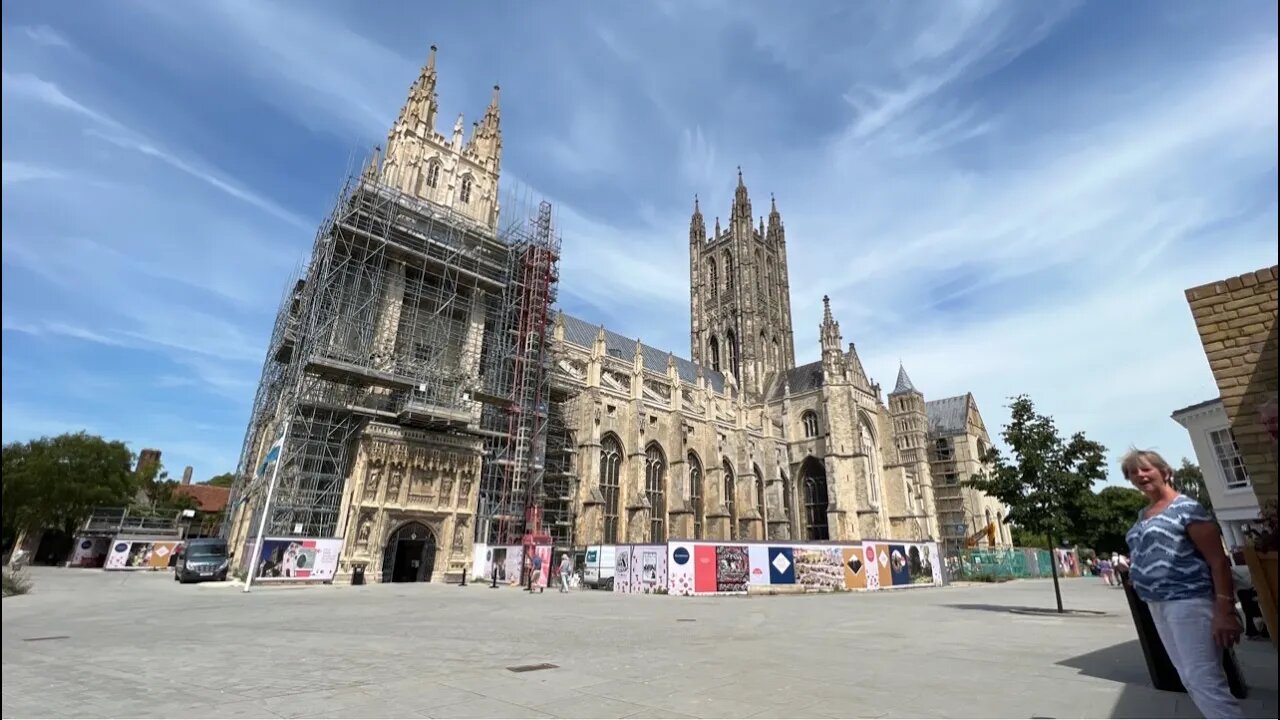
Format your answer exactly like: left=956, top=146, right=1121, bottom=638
left=2, top=567, right=1277, bottom=719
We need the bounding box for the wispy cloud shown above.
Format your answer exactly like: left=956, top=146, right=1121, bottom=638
left=21, top=25, right=71, bottom=49
left=1, top=1, right=1275, bottom=482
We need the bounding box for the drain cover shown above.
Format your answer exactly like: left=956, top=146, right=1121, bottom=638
left=676, top=618, right=697, bottom=622
left=507, top=663, right=558, bottom=673
left=23, top=636, right=69, bottom=642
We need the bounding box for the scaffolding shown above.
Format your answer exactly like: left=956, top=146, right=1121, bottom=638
left=227, top=154, right=574, bottom=555
left=476, top=201, right=564, bottom=547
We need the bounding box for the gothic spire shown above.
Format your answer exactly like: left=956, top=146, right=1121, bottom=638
left=689, top=195, right=705, bottom=241
left=480, top=84, right=501, bottom=131
left=732, top=166, right=752, bottom=221
left=391, top=45, right=439, bottom=137
left=891, top=363, right=918, bottom=395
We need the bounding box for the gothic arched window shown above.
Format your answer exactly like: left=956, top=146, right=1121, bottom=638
left=801, top=410, right=819, bottom=438
left=722, top=459, right=737, bottom=539
left=707, top=258, right=718, bottom=303
left=859, top=415, right=880, bottom=506
left=645, top=442, right=667, bottom=543
left=688, top=452, right=704, bottom=539
left=780, top=468, right=794, bottom=534
left=460, top=175, right=473, bottom=204
left=753, top=463, right=766, bottom=528
left=726, top=329, right=740, bottom=380
left=708, top=335, right=721, bottom=373
left=600, top=435, right=622, bottom=544
left=723, top=251, right=734, bottom=294
left=425, top=160, right=441, bottom=189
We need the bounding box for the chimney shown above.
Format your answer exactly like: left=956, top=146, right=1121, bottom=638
left=182, top=466, right=193, bottom=485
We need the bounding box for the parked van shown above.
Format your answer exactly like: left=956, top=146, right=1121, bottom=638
left=174, top=538, right=229, bottom=584
left=582, top=545, right=616, bottom=590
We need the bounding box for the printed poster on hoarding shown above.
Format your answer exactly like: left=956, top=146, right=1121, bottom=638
left=104, top=540, right=183, bottom=570
left=667, top=543, right=695, bottom=596
left=715, top=545, right=749, bottom=593
left=254, top=538, right=342, bottom=581
left=841, top=547, right=866, bottom=589
left=70, top=537, right=109, bottom=568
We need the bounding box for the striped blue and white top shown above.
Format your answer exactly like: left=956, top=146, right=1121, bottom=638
left=1125, top=495, right=1214, bottom=603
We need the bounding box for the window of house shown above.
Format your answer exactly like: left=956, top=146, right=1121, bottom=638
left=1209, top=428, right=1251, bottom=489
left=426, top=161, right=440, bottom=189
left=801, top=411, right=819, bottom=438
left=460, top=175, right=473, bottom=204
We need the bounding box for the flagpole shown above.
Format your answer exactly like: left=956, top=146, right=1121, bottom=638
left=243, top=420, right=289, bottom=594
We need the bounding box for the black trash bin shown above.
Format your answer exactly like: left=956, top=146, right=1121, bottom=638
left=1122, top=582, right=1247, bottom=698
left=352, top=564, right=366, bottom=586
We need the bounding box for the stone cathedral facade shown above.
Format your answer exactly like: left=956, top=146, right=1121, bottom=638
left=554, top=171, right=945, bottom=547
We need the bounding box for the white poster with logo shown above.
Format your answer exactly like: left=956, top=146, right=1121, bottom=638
left=747, top=544, right=771, bottom=585
left=667, top=543, right=695, bottom=596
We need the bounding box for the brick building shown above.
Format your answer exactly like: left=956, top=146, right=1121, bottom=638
left=1184, top=265, right=1278, bottom=512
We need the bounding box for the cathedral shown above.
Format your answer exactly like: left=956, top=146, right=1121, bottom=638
left=227, top=47, right=1009, bottom=584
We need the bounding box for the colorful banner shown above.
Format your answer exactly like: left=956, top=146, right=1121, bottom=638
left=70, top=537, right=110, bottom=568
left=105, top=539, right=183, bottom=570
left=253, top=537, right=342, bottom=582
left=663, top=540, right=943, bottom=596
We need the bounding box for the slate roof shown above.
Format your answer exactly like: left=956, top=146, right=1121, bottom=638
left=891, top=364, right=917, bottom=395
left=767, top=360, right=825, bottom=400
left=1170, top=397, right=1221, bottom=418
left=559, top=313, right=726, bottom=393
left=926, top=394, right=970, bottom=437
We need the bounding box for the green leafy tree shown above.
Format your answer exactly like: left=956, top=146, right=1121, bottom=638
left=964, top=395, right=1108, bottom=613
left=1171, top=459, right=1213, bottom=514
left=204, top=472, right=236, bottom=488
left=1084, top=486, right=1147, bottom=555
left=2, top=432, right=137, bottom=542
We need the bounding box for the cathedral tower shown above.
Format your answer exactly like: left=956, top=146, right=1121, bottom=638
left=689, top=169, right=797, bottom=401
left=378, top=46, right=503, bottom=231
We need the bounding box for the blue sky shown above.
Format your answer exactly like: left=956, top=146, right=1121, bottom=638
left=2, top=1, right=1277, bottom=486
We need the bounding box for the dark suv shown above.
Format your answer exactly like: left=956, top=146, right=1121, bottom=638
left=174, top=538, right=230, bottom=583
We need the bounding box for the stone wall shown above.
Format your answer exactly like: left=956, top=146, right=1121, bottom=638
left=1185, top=265, right=1279, bottom=509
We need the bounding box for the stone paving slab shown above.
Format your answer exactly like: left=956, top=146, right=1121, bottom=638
left=2, top=567, right=1277, bottom=718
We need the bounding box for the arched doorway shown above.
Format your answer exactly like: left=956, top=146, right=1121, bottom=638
left=800, top=456, right=829, bottom=541
left=382, top=521, right=437, bottom=583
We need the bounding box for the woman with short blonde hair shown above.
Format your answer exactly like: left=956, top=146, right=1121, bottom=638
left=1122, top=448, right=1241, bottom=719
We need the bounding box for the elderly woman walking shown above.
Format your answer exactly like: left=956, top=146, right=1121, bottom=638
left=1122, top=449, right=1242, bottom=719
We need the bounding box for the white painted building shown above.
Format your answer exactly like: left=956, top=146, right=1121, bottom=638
left=1171, top=398, right=1260, bottom=550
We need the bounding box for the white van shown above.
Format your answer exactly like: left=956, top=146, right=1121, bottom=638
left=582, top=545, right=616, bottom=590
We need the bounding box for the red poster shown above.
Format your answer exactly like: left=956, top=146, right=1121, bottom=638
left=694, top=545, right=717, bottom=593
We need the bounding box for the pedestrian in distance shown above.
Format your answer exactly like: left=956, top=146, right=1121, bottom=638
left=1099, top=556, right=1115, bottom=586
left=558, top=553, right=572, bottom=593
left=1122, top=449, right=1242, bottom=720
left=529, top=551, right=544, bottom=593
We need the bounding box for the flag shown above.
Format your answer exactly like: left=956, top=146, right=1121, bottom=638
left=256, top=428, right=286, bottom=479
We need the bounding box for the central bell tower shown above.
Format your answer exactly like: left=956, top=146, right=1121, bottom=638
left=688, top=169, right=797, bottom=401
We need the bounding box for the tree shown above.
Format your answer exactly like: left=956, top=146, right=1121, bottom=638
left=204, top=473, right=236, bottom=488
left=2, top=433, right=138, bottom=542
left=1171, top=459, right=1213, bottom=514
left=964, top=395, right=1108, bottom=613
left=1084, top=486, right=1147, bottom=555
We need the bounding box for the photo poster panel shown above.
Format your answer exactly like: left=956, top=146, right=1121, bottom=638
left=479, top=544, right=522, bottom=584
left=667, top=543, right=696, bottom=596
left=865, top=542, right=887, bottom=590
left=254, top=538, right=342, bottom=582
left=471, top=542, right=489, bottom=580
left=715, top=545, right=749, bottom=593
left=793, top=545, right=846, bottom=591
left=841, top=546, right=867, bottom=589
left=70, top=537, right=109, bottom=568
left=614, top=544, right=669, bottom=593
left=104, top=539, right=182, bottom=570
left=532, top=545, right=552, bottom=588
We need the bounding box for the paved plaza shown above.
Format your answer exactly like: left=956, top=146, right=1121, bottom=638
left=2, top=568, right=1277, bottom=719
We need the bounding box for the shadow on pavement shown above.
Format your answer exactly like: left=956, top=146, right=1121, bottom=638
left=1058, top=639, right=1280, bottom=719
left=943, top=602, right=1110, bottom=617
